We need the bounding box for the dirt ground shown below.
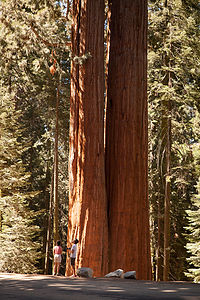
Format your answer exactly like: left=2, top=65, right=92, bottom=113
left=0, top=273, right=200, bottom=300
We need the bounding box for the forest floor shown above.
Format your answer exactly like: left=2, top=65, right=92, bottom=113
left=0, top=273, right=200, bottom=300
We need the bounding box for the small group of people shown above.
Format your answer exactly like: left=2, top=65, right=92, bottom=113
left=53, top=239, right=79, bottom=277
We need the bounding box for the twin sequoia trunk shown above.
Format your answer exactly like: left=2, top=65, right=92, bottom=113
left=66, top=0, right=108, bottom=277
left=105, top=0, right=152, bottom=280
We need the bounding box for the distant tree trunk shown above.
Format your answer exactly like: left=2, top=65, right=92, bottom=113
left=44, top=167, right=54, bottom=275
left=159, top=87, right=171, bottom=282
left=161, top=88, right=171, bottom=282
left=163, top=1, right=172, bottom=280
left=53, top=86, right=59, bottom=246
left=163, top=109, right=171, bottom=281
left=163, top=69, right=172, bottom=282
left=105, top=0, right=152, bottom=280
left=0, top=190, right=2, bottom=232
left=42, top=139, right=53, bottom=273
left=156, top=195, right=163, bottom=281
left=66, top=0, right=108, bottom=277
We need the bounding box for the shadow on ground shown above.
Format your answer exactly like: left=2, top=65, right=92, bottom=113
left=0, top=273, right=199, bottom=300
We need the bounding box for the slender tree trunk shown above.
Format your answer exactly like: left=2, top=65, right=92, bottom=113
left=155, top=137, right=165, bottom=280
left=163, top=1, right=172, bottom=280
left=105, top=0, right=151, bottom=280
left=52, top=86, right=59, bottom=275
left=156, top=196, right=163, bottom=281
left=163, top=118, right=171, bottom=281
left=66, top=0, right=108, bottom=277
left=44, top=167, right=54, bottom=275
left=0, top=190, right=2, bottom=232
left=53, top=86, right=59, bottom=246
left=42, top=155, right=51, bottom=273
left=160, top=95, right=171, bottom=282
left=163, top=73, right=172, bottom=282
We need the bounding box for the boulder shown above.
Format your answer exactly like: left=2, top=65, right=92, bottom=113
left=77, top=267, right=93, bottom=278
left=105, top=269, right=124, bottom=278
left=123, top=271, right=136, bottom=279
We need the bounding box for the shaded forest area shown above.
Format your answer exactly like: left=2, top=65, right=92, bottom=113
left=0, top=0, right=199, bottom=282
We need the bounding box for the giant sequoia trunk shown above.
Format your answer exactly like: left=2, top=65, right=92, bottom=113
left=105, top=0, right=152, bottom=280
left=66, top=0, right=108, bottom=277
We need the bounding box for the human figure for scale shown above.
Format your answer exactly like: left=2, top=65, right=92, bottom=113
left=53, top=240, right=62, bottom=276
left=67, top=239, right=79, bottom=277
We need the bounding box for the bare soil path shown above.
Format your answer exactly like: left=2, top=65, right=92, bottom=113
left=0, top=273, right=199, bottom=300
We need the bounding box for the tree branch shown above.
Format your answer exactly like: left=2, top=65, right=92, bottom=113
left=29, top=23, right=71, bottom=48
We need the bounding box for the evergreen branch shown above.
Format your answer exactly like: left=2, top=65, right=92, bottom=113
left=29, top=22, right=71, bottom=49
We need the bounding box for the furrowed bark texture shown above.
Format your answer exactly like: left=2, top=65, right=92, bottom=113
left=66, top=0, right=108, bottom=277
left=105, top=0, right=152, bottom=280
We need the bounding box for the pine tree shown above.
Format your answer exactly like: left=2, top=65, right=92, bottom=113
left=186, top=181, right=200, bottom=282
left=0, top=0, right=71, bottom=273
left=186, top=122, right=200, bottom=282
left=148, top=0, right=200, bottom=280
left=0, top=93, right=41, bottom=273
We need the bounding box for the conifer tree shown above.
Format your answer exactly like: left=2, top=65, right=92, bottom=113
left=186, top=119, right=200, bottom=282
left=148, top=0, right=200, bottom=280
left=0, top=92, right=41, bottom=273
left=186, top=185, right=200, bottom=282
left=0, top=0, right=71, bottom=273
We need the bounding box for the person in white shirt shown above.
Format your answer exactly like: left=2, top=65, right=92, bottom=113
left=68, top=239, right=79, bottom=277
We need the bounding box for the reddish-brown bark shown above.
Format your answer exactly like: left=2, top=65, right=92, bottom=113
left=66, top=0, right=108, bottom=277
left=105, top=0, right=152, bottom=280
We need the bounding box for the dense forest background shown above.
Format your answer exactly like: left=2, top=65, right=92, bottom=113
left=0, top=0, right=199, bottom=282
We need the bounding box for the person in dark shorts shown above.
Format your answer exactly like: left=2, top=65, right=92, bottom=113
left=69, top=239, right=79, bottom=277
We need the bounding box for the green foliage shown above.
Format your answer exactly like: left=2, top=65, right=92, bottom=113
left=0, top=0, right=71, bottom=273
left=0, top=203, right=41, bottom=273
left=185, top=143, right=200, bottom=282
left=148, top=0, right=200, bottom=281
left=0, top=97, right=41, bottom=273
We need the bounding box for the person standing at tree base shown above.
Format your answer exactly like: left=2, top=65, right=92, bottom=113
left=53, top=240, right=62, bottom=276
left=68, top=239, right=79, bottom=277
